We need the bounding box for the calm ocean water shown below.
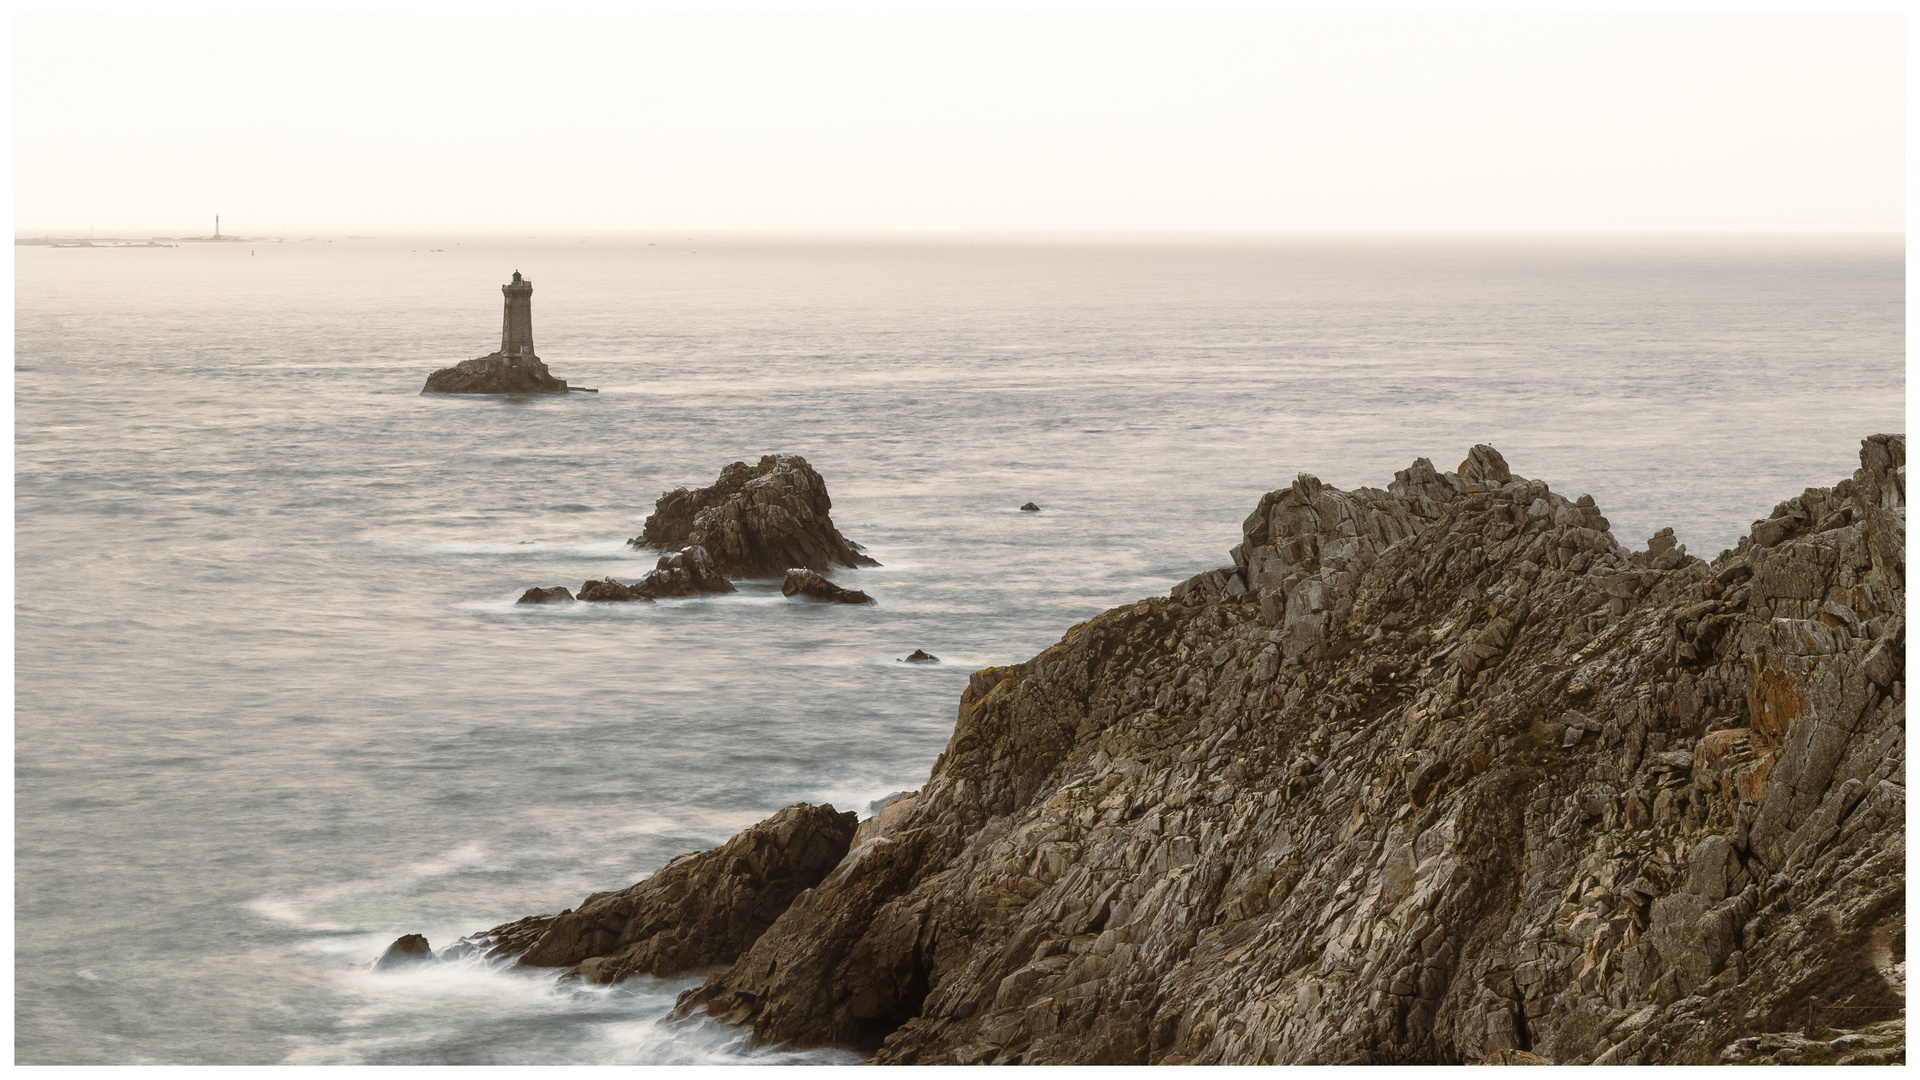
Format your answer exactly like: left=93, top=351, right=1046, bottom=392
left=14, top=235, right=1903, bottom=1064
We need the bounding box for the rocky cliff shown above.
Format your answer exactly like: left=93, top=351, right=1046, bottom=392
left=668, top=436, right=1904, bottom=1064
left=422, top=351, right=569, bottom=394
left=633, top=455, right=878, bottom=579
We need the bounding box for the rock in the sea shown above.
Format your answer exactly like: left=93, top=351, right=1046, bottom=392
left=577, top=546, right=736, bottom=603
left=632, top=545, right=736, bottom=599
left=669, top=435, right=1905, bottom=1065
left=421, top=271, right=572, bottom=394
left=781, top=569, right=873, bottom=605
left=902, top=649, right=938, bottom=663
left=374, top=934, right=433, bottom=970
left=1020, top=502, right=1041, bottom=512
left=422, top=352, right=568, bottom=395
left=577, top=579, right=654, bottom=603
left=492, top=803, right=857, bottom=985
left=517, top=586, right=575, bottom=604
left=631, top=455, right=878, bottom=578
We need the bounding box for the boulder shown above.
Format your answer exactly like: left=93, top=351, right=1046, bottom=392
left=506, top=803, right=857, bottom=984
left=902, top=649, right=939, bottom=663
left=516, top=586, right=575, bottom=604
left=577, top=579, right=653, bottom=603
left=632, top=545, right=735, bottom=599
left=575, top=546, right=736, bottom=603
left=1020, top=502, right=1041, bottom=512
left=781, top=569, right=873, bottom=605
left=422, top=352, right=568, bottom=395
left=631, top=455, right=878, bottom=578
left=374, top=934, right=433, bottom=970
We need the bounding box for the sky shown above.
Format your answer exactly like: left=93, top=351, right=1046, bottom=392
left=12, top=14, right=1906, bottom=234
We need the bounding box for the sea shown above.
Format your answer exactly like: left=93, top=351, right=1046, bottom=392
left=13, top=234, right=1904, bottom=1064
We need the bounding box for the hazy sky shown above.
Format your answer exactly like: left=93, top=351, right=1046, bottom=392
left=14, top=14, right=1905, bottom=234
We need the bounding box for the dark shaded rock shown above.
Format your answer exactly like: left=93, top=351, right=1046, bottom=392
left=781, top=569, right=873, bottom=605
left=517, top=586, right=575, bottom=604
left=1020, top=502, right=1041, bottom=512
left=443, top=913, right=558, bottom=962
left=575, top=546, right=736, bottom=603
left=577, top=579, right=654, bottom=603
left=631, top=454, right=878, bottom=578
left=509, top=802, right=857, bottom=984
left=632, top=545, right=736, bottom=599
left=902, top=649, right=939, bottom=662
left=422, top=352, right=569, bottom=395
left=673, top=436, right=1905, bottom=1065
left=374, top=934, right=433, bottom=970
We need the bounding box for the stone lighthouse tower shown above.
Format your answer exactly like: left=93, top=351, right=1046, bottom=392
left=500, top=270, right=535, bottom=357
left=420, top=270, right=578, bottom=394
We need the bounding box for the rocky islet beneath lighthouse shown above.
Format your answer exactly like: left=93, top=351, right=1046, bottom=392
left=422, top=271, right=575, bottom=394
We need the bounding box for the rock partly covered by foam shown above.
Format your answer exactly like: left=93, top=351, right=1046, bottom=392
left=422, top=352, right=569, bottom=395
left=633, top=455, right=878, bottom=579
left=374, top=934, right=434, bottom=970
left=669, top=436, right=1904, bottom=1064
left=782, top=569, right=874, bottom=605
left=469, top=803, right=857, bottom=985
left=577, top=546, right=736, bottom=603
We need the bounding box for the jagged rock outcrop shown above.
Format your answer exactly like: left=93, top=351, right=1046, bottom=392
left=672, top=436, right=1904, bottom=1064
left=422, top=352, right=569, bottom=394
left=782, top=569, right=874, bottom=605
left=456, top=803, right=857, bottom=985
left=374, top=933, right=433, bottom=970
left=904, top=650, right=939, bottom=663
left=517, top=586, right=575, bottom=604
left=578, top=546, right=735, bottom=603
left=632, top=455, right=879, bottom=578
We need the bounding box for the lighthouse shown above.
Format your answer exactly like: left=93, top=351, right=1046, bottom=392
left=500, top=270, right=535, bottom=357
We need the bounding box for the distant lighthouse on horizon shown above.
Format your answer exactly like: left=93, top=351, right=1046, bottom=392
left=214, top=214, right=220, bottom=240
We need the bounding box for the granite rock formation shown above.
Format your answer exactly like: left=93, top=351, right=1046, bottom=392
left=422, top=352, right=569, bottom=395
left=664, top=436, right=1904, bottom=1064
left=782, top=569, right=874, bottom=605
left=517, top=586, right=575, bottom=604
left=578, top=546, right=735, bottom=603
left=458, top=803, right=857, bottom=985
left=632, top=455, right=879, bottom=579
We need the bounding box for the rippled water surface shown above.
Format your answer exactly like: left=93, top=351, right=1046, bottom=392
left=15, top=235, right=1903, bottom=1063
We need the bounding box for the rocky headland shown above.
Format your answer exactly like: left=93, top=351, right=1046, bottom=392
left=438, top=435, right=1901, bottom=1065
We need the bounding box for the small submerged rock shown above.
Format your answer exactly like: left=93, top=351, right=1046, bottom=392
left=516, top=586, right=575, bottom=604
left=781, top=569, right=873, bottom=605
left=901, top=649, right=939, bottom=663
left=1020, top=502, right=1041, bottom=512
left=374, top=934, right=433, bottom=970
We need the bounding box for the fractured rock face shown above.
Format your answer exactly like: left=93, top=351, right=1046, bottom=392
left=632, top=455, right=878, bottom=579
left=782, top=569, right=873, bottom=605
left=422, top=352, right=569, bottom=395
left=672, top=435, right=1905, bottom=1065
left=481, top=803, right=857, bottom=985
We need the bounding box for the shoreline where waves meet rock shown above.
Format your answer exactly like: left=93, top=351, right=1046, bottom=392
left=519, top=455, right=878, bottom=603
left=414, top=436, right=1903, bottom=1065
left=422, top=271, right=582, bottom=395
